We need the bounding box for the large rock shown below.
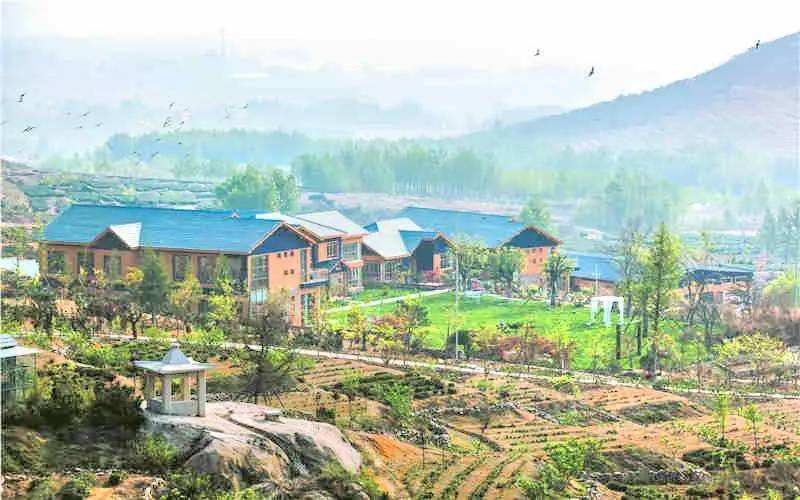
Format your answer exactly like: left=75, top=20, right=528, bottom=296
left=144, top=402, right=361, bottom=490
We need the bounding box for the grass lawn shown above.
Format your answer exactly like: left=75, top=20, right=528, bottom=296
left=331, top=291, right=695, bottom=371
left=350, top=286, right=422, bottom=303
left=333, top=292, right=629, bottom=370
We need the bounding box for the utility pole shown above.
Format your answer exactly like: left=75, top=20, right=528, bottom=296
left=454, top=250, right=460, bottom=360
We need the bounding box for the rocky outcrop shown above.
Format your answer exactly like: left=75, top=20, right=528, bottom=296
left=144, top=402, right=362, bottom=493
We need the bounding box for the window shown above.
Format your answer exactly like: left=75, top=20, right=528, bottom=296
left=77, top=251, right=94, bottom=276
left=227, top=256, right=245, bottom=284
left=440, top=251, right=453, bottom=270
left=325, top=241, right=338, bottom=259
left=284, top=270, right=289, bottom=276
left=249, top=254, right=269, bottom=290
left=384, top=260, right=399, bottom=282
left=290, top=269, right=295, bottom=275
left=347, top=267, right=361, bottom=288
left=103, top=254, right=122, bottom=280
left=197, top=255, right=215, bottom=284
left=300, top=249, right=308, bottom=281
left=342, top=242, right=361, bottom=261
left=277, top=253, right=282, bottom=259
left=365, top=262, right=380, bottom=277
left=290, top=250, right=295, bottom=256
left=301, top=293, right=315, bottom=324
left=172, top=255, right=190, bottom=281
left=47, top=251, right=67, bottom=275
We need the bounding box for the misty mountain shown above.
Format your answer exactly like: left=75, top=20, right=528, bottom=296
left=463, top=33, right=799, bottom=160
left=1, top=37, right=594, bottom=158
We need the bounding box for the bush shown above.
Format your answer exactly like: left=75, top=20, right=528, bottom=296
left=548, top=375, right=580, bottom=395
left=316, top=406, right=337, bottom=423
left=86, top=384, right=144, bottom=435
left=106, top=470, right=129, bottom=486
left=160, top=470, right=218, bottom=500
left=60, top=472, right=97, bottom=500
left=1, top=428, right=47, bottom=474
left=27, top=477, right=57, bottom=500
left=131, top=434, right=180, bottom=474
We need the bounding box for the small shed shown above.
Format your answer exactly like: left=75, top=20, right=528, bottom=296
left=0, top=334, right=40, bottom=406
left=134, top=343, right=216, bottom=417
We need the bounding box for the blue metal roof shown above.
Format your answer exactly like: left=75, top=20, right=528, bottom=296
left=396, top=206, right=531, bottom=248
left=43, top=204, right=284, bottom=253
left=563, top=251, right=623, bottom=283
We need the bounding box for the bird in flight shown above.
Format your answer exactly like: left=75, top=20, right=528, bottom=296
left=533, top=49, right=541, bottom=56
left=22, top=126, right=36, bottom=133
left=169, top=101, right=175, bottom=110
left=150, top=152, right=159, bottom=160
left=587, top=66, right=595, bottom=77
left=241, top=103, right=249, bottom=109
left=754, top=40, right=761, bottom=50
left=18, top=93, right=25, bottom=103
left=74, top=125, right=84, bottom=129
left=81, top=111, right=91, bottom=117
left=162, top=117, right=172, bottom=128
left=95, top=122, right=103, bottom=128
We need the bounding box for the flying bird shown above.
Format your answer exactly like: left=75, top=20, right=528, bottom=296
left=533, top=49, right=541, bottom=56
left=754, top=40, right=761, bottom=50
left=22, top=126, right=36, bottom=133
left=587, top=66, right=595, bottom=77
left=150, top=152, right=159, bottom=160
left=241, top=103, right=249, bottom=109
left=155, top=137, right=162, bottom=142
left=95, top=122, right=103, bottom=127
left=18, top=93, right=25, bottom=103
left=74, top=125, right=84, bottom=129
left=80, top=111, right=91, bottom=117
left=169, top=101, right=175, bottom=110
left=162, top=117, right=172, bottom=128
left=224, top=112, right=231, bottom=120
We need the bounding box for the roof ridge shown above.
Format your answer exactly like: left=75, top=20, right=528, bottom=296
left=403, top=205, right=517, bottom=218
left=69, top=202, right=241, bottom=216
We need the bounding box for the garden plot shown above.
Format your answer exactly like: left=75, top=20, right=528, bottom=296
left=278, top=389, right=385, bottom=418
left=323, top=371, right=458, bottom=401
left=455, top=453, right=517, bottom=500
left=302, top=358, right=404, bottom=387
left=580, top=386, right=690, bottom=411
left=617, top=400, right=706, bottom=425
left=756, top=399, right=800, bottom=435
left=660, top=415, right=800, bottom=450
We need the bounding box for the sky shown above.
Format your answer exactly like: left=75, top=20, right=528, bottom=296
left=3, top=0, right=799, bottom=103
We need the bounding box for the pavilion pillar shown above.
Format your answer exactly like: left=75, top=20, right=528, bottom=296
left=161, top=374, right=172, bottom=414
left=181, top=374, right=191, bottom=400
left=618, top=298, right=625, bottom=325
left=144, top=374, right=154, bottom=405
left=197, top=371, right=207, bottom=417
left=603, top=299, right=612, bottom=326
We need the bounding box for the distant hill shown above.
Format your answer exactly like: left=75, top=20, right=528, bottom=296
left=465, top=33, right=799, bottom=158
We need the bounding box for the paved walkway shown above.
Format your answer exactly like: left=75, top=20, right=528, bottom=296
left=324, top=288, right=452, bottom=313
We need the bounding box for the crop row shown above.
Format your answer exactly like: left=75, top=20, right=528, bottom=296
left=439, top=456, right=489, bottom=500
left=468, top=453, right=522, bottom=500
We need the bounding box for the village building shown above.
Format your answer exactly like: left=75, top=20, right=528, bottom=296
left=393, top=206, right=561, bottom=286
left=361, top=218, right=453, bottom=286
left=41, top=204, right=326, bottom=326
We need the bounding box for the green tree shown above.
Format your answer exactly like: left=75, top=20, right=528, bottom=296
left=519, top=194, right=552, bottom=232
left=714, top=333, right=788, bottom=386
left=214, top=165, right=299, bottom=212
left=641, top=223, right=682, bottom=374
left=712, top=391, right=732, bottom=446
left=135, top=248, right=169, bottom=325
left=395, top=299, right=430, bottom=351
left=739, top=402, right=763, bottom=452
left=378, top=382, right=413, bottom=427
left=488, top=247, right=524, bottom=297
left=341, top=368, right=363, bottom=427
left=170, top=262, right=201, bottom=333
left=543, top=252, right=576, bottom=307
left=452, top=238, right=488, bottom=289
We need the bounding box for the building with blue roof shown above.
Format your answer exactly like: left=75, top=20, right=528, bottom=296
left=362, top=224, right=453, bottom=285
left=393, top=206, right=561, bottom=286
left=41, top=204, right=331, bottom=326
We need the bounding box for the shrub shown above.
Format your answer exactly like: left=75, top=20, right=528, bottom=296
left=316, top=406, right=337, bottom=423
left=27, top=477, right=57, bottom=500
left=131, top=434, right=180, bottom=473
left=86, top=383, right=144, bottom=435
left=1, top=428, right=47, bottom=474
left=106, top=470, right=129, bottom=486
left=548, top=375, right=580, bottom=395
left=160, top=470, right=218, bottom=500
left=60, top=472, right=97, bottom=500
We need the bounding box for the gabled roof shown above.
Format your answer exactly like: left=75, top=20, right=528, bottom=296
left=563, top=251, right=623, bottom=283
left=255, top=210, right=365, bottom=238
left=43, top=204, right=290, bottom=253
left=396, top=206, right=559, bottom=249
left=0, top=334, right=39, bottom=359
left=364, top=218, right=423, bottom=233
left=363, top=229, right=443, bottom=259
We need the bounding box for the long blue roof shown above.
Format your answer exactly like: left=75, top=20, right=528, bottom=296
left=563, top=251, right=623, bottom=283
left=396, top=206, right=531, bottom=248
left=44, top=204, right=284, bottom=253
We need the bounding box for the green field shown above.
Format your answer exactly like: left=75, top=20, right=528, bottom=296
left=332, top=292, right=637, bottom=370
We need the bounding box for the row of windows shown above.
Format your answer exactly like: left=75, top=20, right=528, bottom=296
left=276, top=250, right=295, bottom=258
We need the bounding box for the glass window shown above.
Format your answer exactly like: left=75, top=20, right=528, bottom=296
left=300, top=249, right=308, bottom=281
left=342, top=242, right=361, bottom=261
left=249, top=254, right=269, bottom=290
left=47, top=251, right=66, bottom=275
left=77, top=251, right=94, bottom=276
left=197, top=255, right=216, bottom=284
left=103, top=254, right=122, bottom=280
left=172, top=255, right=190, bottom=281
left=301, top=293, right=315, bottom=324
left=347, top=267, right=361, bottom=288
left=325, top=241, right=338, bottom=259
left=440, top=251, right=452, bottom=269
left=227, top=256, right=245, bottom=284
